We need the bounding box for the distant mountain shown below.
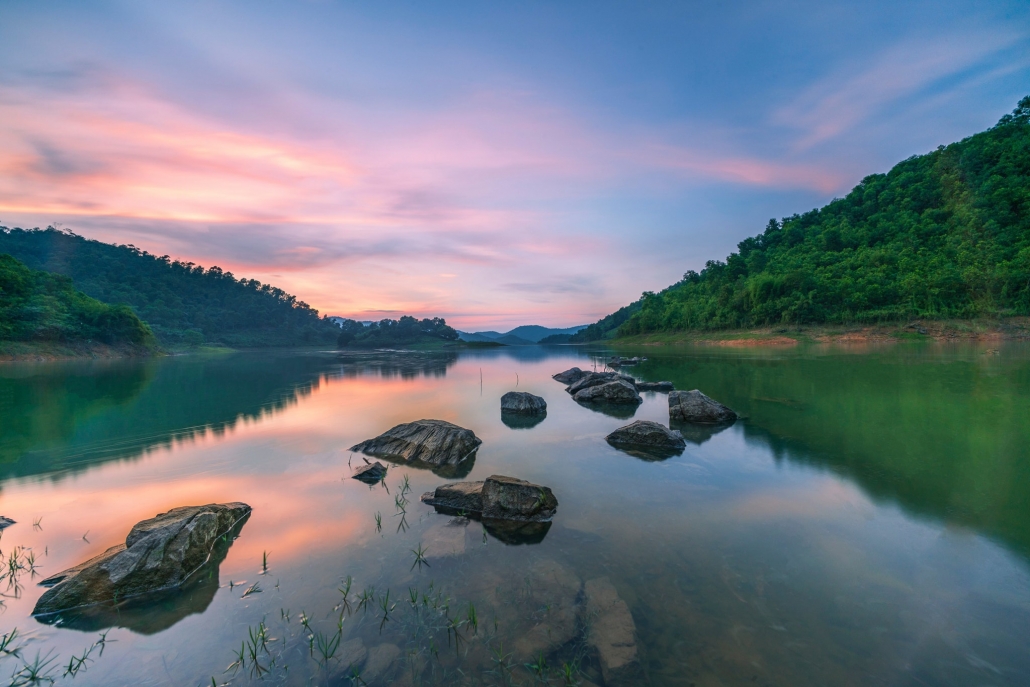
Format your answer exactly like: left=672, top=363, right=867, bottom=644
left=457, top=324, right=587, bottom=345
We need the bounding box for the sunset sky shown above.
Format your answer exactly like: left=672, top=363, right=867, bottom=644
left=1, top=1, right=1028, bottom=329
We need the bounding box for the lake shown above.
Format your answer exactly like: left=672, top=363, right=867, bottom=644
left=0, top=343, right=1028, bottom=686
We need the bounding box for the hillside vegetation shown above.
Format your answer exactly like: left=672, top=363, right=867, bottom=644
left=336, top=316, right=460, bottom=348
left=0, top=228, right=340, bottom=347
left=0, top=253, right=156, bottom=348
left=577, top=97, right=1030, bottom=340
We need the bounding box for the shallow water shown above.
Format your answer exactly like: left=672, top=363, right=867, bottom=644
left=0, top=344, right=1028, bottom=686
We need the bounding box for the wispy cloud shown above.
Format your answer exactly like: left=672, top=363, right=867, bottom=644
left=774, top=30, right=1026, bottom=149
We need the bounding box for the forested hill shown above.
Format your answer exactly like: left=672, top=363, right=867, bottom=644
left=0, top=254, right=156, bottom=348
left=573, top=96, right=1030, bottom=341
left=0, top=228, right=341, bottom=347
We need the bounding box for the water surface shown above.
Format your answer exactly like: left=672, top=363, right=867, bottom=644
left=0, top=344, right=1027, bottom=686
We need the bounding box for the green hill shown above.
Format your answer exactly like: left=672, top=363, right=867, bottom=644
left=0, top=227, right=341, bottom=347
left=0, top=253, right=156, bottom=349
left=575, top=96, right=1030, bottom=341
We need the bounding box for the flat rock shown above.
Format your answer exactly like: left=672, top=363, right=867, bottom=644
left=500, top=391, right=547, bottom=414
left=584, top=577, right=638, bottom=684
left=635, top=381, right=674, bottom=392
left=350, top=419, right=482, bottom=468
left=573, top=379, right=642, bottom=405
left=668, top=389, right=738, bottom=424
left=421, top=481, right=484, bottom=513
left=423, top=517, right=468, bottom=558
left=552, top=367, right=588, bottom=384
left=363, top=643, right=400, bottom=683
left=422, top=475, right=558, bottom=522
left=351, top=461, right=388, bottom=483
left=606, top=421, right=685, bottom=456
left=34, top=503, right=251, bottom=616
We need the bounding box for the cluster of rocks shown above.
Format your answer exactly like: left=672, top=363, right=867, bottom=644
left=33, top=503, right=251, bottom=617
left=552, top=368, right=677, bottom=406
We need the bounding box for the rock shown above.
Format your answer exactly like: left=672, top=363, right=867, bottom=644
left=584, top=577, right=638, bottom=684
left=350, top=419, right=482, bottom=470
left=337, top=637, right=368, bottom=672
left=362, top=643, right=400, bottom=683
left=552, top=367, right=588, bottom=384
left=482, top=475, right=558, bottom=522
left=573, top=380, right=642, bottom=405
left=351, top=461, right=387, bottom=483
left=606, top=421, right=685, bottom=458
left=513, top=559, right=583, bottom=659
left=422, top=475, right=558, bottom=522
left=668, top=389, right=738, bottom=424
left=635, top=381, right=674, bottom=392
left=423, top=517, right=468, bottom=558
left=566, top=372, right=621, bottom=395
left=0, top=517, right=15, bottom=530
left=420, top=481, right=484, bottom=513
left=500, top=391, right=547, bottom=414
left=33, top=503, right=251, bottom=616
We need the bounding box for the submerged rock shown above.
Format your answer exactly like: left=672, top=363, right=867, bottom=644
left=34, top=503, right=251, bottom=616
left=422, top=475, right=558, bottom=522
left=584, top=577, right=639, bottom=683
left=668, top=390, right=738, bottom=424
left=350, top=419, right=482, bottom=469
left=363, top=643, right=401, bottom=683
left=500, top=391, right=547, bottom=414
left=351, top=461, right=388, bottom=483
left=552, top=367, right=589, bottom=384
left=423, top=517, right=468, bottom=558
left=605, top=420, right=685, bottom=458
left=573, top=379, right=642, bottom=405
left=635, top=381, right=674, bottom=392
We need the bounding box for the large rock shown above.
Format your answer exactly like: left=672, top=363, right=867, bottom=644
left=573, top=379, right=642, bottom=405
left=0, top=517, right=15, bottom=530
left=635, top=381, right=674, bottom=392
left=606, top=420, right=685, bottom=458
left=33, top=503, right=251, bottom=616
left=552, top=367, right=588, bottom=384
left=668, top=390, right=738, bottom=424
left=567, top=372, right=623, bottom=395
left=500, top=391, right=547, bottom=414
left=422, top=475, right=558, bottom=522
left=584, top=577, right=638, bottom=683
left=350, top=419, right=481, bottom=469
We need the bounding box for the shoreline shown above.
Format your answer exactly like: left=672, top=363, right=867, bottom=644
left=606, top=317, right=1030, bottom=347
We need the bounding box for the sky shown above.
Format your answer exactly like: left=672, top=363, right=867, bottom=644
left=0, top=1, right=1028, bottom=330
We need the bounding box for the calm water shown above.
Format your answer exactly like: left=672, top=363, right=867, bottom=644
left=0, top=344, right=1028, bottom=686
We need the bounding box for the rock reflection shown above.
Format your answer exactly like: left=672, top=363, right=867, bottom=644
left=669, top=419, right=733, bottom=446
left=35, top=515, right=249, bottom=635
left=500, top=410, right=547, bottom=430
left=482, top=518, right=552, bottom=545
left=573, top=400, right=638, bottom=419
left=374, top=451, right=477, bottom=479
left=336, top=350, right=458, bottom=379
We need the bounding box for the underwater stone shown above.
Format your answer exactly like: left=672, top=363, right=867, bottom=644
left=33, top=503, right=251, bottom=616
left=350, top=419, right=482, bottom=468
left=668, top=389, right=738, bottom=424
left=584, top=576, right=639, bottom=683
